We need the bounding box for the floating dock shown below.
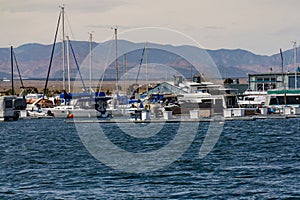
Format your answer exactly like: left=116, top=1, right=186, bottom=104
left=64, top=114, right=300, bottom=124
left=65, top=118, right=215, bottom=124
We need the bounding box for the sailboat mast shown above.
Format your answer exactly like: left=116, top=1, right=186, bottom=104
left=145, top=43, right=148, bottom=92
left=43, top=8, right=61, bottom=99
left=61, top=5, right=66, bottom=91
left=66, top=36, right=71, bottom=93
left=89, top=32, right=93, bottom=94
left=10, top=46, right=14, bottom=95
left=123, top=54, right=127, bottom=93
left=293, top=41, right=297, bottom=89
left=114, top=27, right=119, bottom=92
left=280, top=49, right=287, bottom=107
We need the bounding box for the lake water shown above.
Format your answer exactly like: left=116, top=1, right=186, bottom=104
left=0, top=118, right=299, bottom=199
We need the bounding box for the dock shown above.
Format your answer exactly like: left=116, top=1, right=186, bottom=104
left=64, top=114, right=300, bottom=124
left=65, top=118, right=215, bottom=124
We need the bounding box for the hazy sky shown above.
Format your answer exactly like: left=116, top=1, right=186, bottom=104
left=1, top=0, right=300, bottom=55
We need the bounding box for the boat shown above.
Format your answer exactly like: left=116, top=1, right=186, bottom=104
left=35, top=6, right=111, bottom=119
left=141, top=75, right=239, bottom=118
left=25, top=97, right=54, bottom=117
left=50, top=92, right=111, bottom=118
left=239, top=44, right=300, bottom=115
left=236, top=90, right=267, bottom=115
left=0, top=96, right=27, bottom=121
left=263, top=47, right=300, bottom=114
left=264, top=89, right=300, bottom=114
left=0, top=46, right=27, bottom=121
left=237, top=90, right=267, bottom=108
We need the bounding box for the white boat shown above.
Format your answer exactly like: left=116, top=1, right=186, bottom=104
left=0, top=96, right=26, bottom=121
left=143, top=75, right=238, bottom=117
left=25, top=97, right=54, bottom=117
left=49, top=95, right=111, bottom=118
left=50, top=106, right=106, bottom=118
left=260, top=45, right=300, bottom=114
left=237, top=91, right=267, bottom=108
left=264, top=89, right=300, bottom=114
left=48, top=105, right=74, bottom=118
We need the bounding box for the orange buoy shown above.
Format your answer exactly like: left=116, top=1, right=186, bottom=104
left=67, top=113, right=74, bottom=118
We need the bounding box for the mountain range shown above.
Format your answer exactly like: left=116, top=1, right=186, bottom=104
left=0, top=40, right=299, bottom=81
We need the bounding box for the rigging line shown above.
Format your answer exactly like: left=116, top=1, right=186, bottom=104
left=12, top=49, right=24, bottom=88
left=64, top=11, right=76, bottom=40
left=43, top=11, right=61, bottom=99
left=69, top=39, right=87, bottom=92
left=135, top=44, right=146, bottom=84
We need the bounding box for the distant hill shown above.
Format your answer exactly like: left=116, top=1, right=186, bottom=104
left=0, top=40, right=298, bottom=81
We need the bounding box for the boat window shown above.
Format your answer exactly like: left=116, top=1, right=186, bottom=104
left=226, top=96, right=238, bottom=107
left=237, top=96, right=243, bottom=100
left=271, top=83, right=276, bottom=89
left=270, top=96, right=300, bottom=105
left=269, top=97, right=279, bottom=105
left=257, top=84, right=263, bottom=91
left=202, top=99, right=212, bottom=104
left=263, top=84, right=268, bottom=90
left=286, top=96, right=300, bottom=104
left=245, top=97, right=255, bottom=101
left=277, top=97, right=285, bottom=105
left=5, top=100, right=13, bottom=108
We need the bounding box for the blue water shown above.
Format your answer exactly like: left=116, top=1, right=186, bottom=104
left=0, top=118, right=299, bottom=199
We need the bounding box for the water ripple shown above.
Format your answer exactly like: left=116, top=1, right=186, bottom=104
left=0, top=118, right=299, bottom=199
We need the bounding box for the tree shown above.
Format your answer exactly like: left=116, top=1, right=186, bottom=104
left=224, top=78, right=233, bottom=84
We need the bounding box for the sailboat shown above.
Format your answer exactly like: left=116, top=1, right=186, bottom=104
left=46, top=6, right=111, bottom=118
left=104, top=32, right=152, bottom=120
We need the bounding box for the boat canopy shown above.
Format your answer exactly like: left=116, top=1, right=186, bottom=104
left=267, top=89, right=300, bottom=95
left=59, top=91, right=106, bottom=99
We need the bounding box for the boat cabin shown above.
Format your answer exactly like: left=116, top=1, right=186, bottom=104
left=0, top=96, right=26, bottom=121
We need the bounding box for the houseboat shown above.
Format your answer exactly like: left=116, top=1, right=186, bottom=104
left=0, top=96, right=26, bottom=121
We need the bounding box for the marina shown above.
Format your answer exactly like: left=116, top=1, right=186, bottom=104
left=3, top=55, right=300, bottom=121
left=1, top=2, right=300, bottom=199
left=2, top=8, right=300, bottom=122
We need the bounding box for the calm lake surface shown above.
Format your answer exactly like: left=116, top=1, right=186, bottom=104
left=0, top=118, right=299, bottom=199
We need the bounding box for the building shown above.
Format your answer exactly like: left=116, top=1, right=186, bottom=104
left=248, top=72, right=300, bottom=92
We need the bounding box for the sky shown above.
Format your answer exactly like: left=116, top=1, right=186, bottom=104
left=1, top=0, right=300, bottom=55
